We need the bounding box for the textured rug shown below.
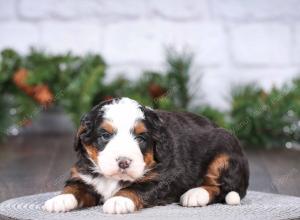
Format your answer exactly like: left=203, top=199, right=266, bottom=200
left=0, top=191, right=300, bottom=220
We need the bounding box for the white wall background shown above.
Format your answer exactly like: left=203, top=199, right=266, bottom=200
left=1, top=0, right=300, bottom=109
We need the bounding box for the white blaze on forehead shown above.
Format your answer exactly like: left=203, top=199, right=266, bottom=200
left=102, top=98, right=144, bottom=130
left=98, top=97, right=146, bottom=181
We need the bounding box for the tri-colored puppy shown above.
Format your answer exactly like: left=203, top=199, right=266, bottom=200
left=44, top=97, right=249, bottom=214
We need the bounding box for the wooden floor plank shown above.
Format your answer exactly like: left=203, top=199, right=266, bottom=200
left=0, top=135, right=75, bottom=202
left=245, top=150, right=278, bottom=194
left=259, top=149, right=300, bottom=196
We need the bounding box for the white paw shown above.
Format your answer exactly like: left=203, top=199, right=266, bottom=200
left=225, top=191, right=240, bottom=205
left=43, top=194, right=78, bottom=213
left=180, top=187, right=210, bottom=207
left=103, top=196, right=135, bottom=214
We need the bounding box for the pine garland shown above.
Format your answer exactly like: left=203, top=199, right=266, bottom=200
left=1, top=48, right=300, bottom=149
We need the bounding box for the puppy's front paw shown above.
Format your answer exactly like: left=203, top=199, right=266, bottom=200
left=43, top=194, right=78, bottom=213
left=103, top=196, right=135, bottom=214
left=180, top=187, right=209, bottom=207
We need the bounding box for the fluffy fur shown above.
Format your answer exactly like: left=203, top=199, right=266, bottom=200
left=44, top=97, right=249, bottom=214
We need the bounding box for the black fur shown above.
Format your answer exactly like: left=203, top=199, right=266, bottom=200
left=66, top=98, right=249, bottom=208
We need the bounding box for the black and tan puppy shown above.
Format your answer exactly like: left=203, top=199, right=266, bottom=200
left=44, top=97, right=249, bottom=214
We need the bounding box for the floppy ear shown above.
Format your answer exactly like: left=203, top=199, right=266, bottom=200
left=74, top=102, right=107, bottom=153
left=140, top=106, right=167, bottom=162
left=74, top=113, right=92, bottom=152
left=140, top=106, right=162, bottom=131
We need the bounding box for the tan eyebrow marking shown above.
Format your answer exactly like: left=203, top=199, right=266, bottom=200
left=100, top=120, right=116, bottom=134
left=134, top=121, right=147, bottom=135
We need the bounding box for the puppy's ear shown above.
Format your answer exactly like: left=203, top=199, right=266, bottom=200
left=74, top=103, right=105, bottom=153
left=140, top=106, right=166, bottom=162
left=74, top=113, right=92, bottom=152
left=141, top=106, right=163, bottom=131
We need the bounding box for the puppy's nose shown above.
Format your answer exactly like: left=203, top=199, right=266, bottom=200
left=117, top=157, right=132, bottom=169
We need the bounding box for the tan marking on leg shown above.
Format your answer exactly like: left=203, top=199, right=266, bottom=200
left=63, top=184, right=97, bottom=208
left=201, top=186, right=220, bottom=202
left=202, top=154, right=229, bottom=202
left=115, top=189, right=143, bottom=210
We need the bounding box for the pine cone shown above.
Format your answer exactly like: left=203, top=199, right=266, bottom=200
left=13, top=68, right=54, bottom=106
left=148, top=83, right=167, bottom=99
left=33, top=85, right=54, bottom=106
left=13, top=68, right=34, bottom=95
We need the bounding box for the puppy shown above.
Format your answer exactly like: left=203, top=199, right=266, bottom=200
left=44, top=97, right=249, bottom=214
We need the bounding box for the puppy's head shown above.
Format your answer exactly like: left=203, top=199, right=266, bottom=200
left=75, top=97, right=161, bottom=182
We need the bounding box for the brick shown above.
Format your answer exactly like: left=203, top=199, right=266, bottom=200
left=230, top=24, right=291, bottom=66
left=51, top=0, right=102, bottom=19
left=40, top=22, right=103, bottom=54
left=0, top=22, right=39, bottom=53
left=103, top=20, right=226, bottom=66
left=19, top=0, right=148, bottom=20
left=98, top=0, right=150, bottom=18
left=149, top=0, right=209, bottom=20
left=18, top=0, right=102, bottom=19
left=211, top=0, right=300, bottom=21
left=0, top=0, right=16, bottom=19
left=19, top=0, right=52, bottom=19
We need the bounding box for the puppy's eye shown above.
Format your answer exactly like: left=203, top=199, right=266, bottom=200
left=135, top=134, right=146, bottom=143
left=100, top=131, right=113, bottom=141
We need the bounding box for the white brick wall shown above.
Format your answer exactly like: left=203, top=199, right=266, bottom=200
left=0, top=22, right=39, bottom=53
left=292, top=25, right=300, bottom=64
left=0, top=0, right=16, bottom=19
left=210, top=0, right=300, bottom=21
left=230, top=24, right=291, bottom=66
left=40, top=22, right=103, bottom=54
left=102, top=20, right=225, bottom=66
left=149, top=0, right=209, bottom=20
left=0, top=0, right=300, bottom=109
